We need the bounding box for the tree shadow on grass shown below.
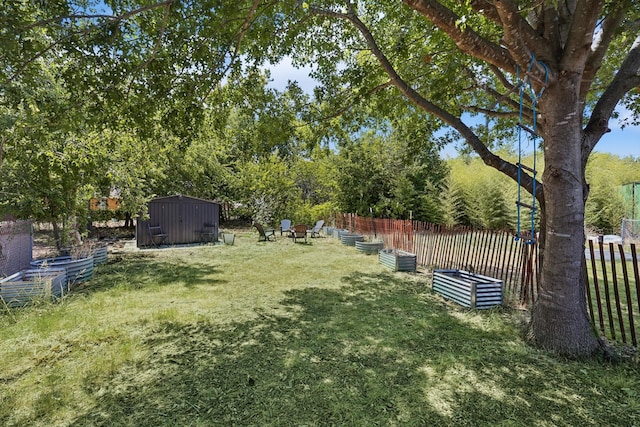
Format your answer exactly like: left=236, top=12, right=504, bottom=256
left=74, top=253, right=227, bottom=296
left=66, top=272, right=637, bottom=427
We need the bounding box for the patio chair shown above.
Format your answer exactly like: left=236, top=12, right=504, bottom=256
left=148, top=224, right=168, bottom=247
left=280, top=219, right=292, bottom=236
left=200, top=223, right=217, bottom=244
left=291, top=224, right=308, bottom=243
left=254, top=222, right=276, bottom=241
left=307, top=220, right=325, bottom=238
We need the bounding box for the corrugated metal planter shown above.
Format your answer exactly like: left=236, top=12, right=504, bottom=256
left=341, top=233, right=364, bottom=246
left=323, top=226, right=334, bottom=236
left=355, top=240, right=384, bottom=255
left=333, top=228, right=349, bottom=239
left=30, top=255, right=94, bottom=287
left=432, top=269, right=503, bottom=309
left=92, top=246, right=108, bottom=266
left=0, top=268, right=67, bottom=307
left=379, top=249, right=417, bottom=272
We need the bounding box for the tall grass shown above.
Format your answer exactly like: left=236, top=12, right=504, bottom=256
left=1, top=230, right=638, bottom=426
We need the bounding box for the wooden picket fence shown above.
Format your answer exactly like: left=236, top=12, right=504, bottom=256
left=586, top=240, right=640, bottom=347
left=335, top=213, right=640, bottom=347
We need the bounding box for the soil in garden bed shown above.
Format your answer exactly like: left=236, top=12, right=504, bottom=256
left=33, top=222, right=135, bottom=259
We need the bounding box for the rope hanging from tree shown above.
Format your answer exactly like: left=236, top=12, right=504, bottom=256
left=515, top=54, right=548, bottom=244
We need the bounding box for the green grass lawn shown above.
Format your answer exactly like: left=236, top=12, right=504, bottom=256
left=1, top=231, right=639, bottom=426
left=585, top=249, right=640, bottom=346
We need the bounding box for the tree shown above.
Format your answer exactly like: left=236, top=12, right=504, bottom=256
left=480, top=185, right=512, bottom=230
left=288, top=1, right=640, bottom=357
left=333, top=130, right=446, bottom=220
left=446, top=154, right=525, bottom=229
left=585, top=153, right=640, bottom=233
left=438, top=175, right=469, bottom=227
left=0, top=54, right=107, bottom=247
left=4, top=1, right=639, bottom=357
left=234, top=154, right=300, bottom=224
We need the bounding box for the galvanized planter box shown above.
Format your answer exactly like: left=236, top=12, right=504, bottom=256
left=379, top=249, right=417, bottom=272
left=355, top=240, right=384, bottom=255
left=222, top=233, right=235, bottom=245
left=333, top=228, right=349, bottom=239
left=30, top=255, right=94, bottom=287
left=432, top=269, right=503, bottom=309
left=92, top=246, right=108, bottom=266
left=340, top=233, right=364, bottom=246
left=0, top=267, right=67, bottom=307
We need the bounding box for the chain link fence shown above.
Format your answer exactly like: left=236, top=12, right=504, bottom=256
left=0, top=221, right=33, bottom=277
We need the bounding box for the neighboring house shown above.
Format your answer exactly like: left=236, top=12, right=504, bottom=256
left=89, top=197, right=121, bottom=211
left=136, top=195, right=220, bottom=247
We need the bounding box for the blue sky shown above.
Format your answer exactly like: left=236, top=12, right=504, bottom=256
left=597, top=112, right=640, bottom=158
left=268, top=59, right=640, bottom=159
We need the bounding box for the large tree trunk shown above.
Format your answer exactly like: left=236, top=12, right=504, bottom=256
left=527, top=78, right=600, bottom=357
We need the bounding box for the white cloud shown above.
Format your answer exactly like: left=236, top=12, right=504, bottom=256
left=266, top=57, right=318, bottom=93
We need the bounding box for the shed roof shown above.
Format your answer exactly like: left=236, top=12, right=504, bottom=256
left=150, top=194, right=220, bottom=205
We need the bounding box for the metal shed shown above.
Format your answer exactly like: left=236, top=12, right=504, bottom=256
left=136, top=195, right=220, bottom=247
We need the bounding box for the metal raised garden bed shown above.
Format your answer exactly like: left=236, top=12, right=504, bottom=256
left=333, top=228, right=349, bottom=239
left=432, top=269, right=503, bottom=309
left=340, top=233, right=364, bottom=246
left=30, top=255, right=94, bottom=287
left=92, top=245, right=108, bottom=266
left=355, top=240, right=384, bottom=255
left=0, top=267, right=67, bottom=307
left=379, top=249, right=417, bottom=272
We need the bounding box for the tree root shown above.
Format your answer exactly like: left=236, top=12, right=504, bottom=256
left=596, top=337, right=638, bottom=364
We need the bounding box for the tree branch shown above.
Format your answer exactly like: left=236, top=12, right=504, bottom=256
left=584, top=34, right=640, bottom=155
left=305, top=81, right=394, bottom=125
left=309, top=3, right=544, bottom=205
left=20, top=1, right=174, bottom=31
left=464, top=66, right=526, bottom=117
left=497, top=0, right=554, bottom=60
left=233, top=0, right=262, bottom=58
left=469, top=0, right=502, bottom=25
left=8, top=1, right=175, bottom=83
left=0, top=136, right=4, bottom=171
left=540, top=4, right=562, bottom=56
left=126, top=2, right=172, bottom=94
left=560, top=0, right=604, bottom=72
left=202, top=0, right=268, bottom=103
left=492, top=0, right=554, bottom=84
left=8, top=25, right=94, bottom=82
left=464, top=106, right=518, bottom=120
left=581, top=2, right=629, bottom=101
left=402, top=0, right=517, bottom=73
